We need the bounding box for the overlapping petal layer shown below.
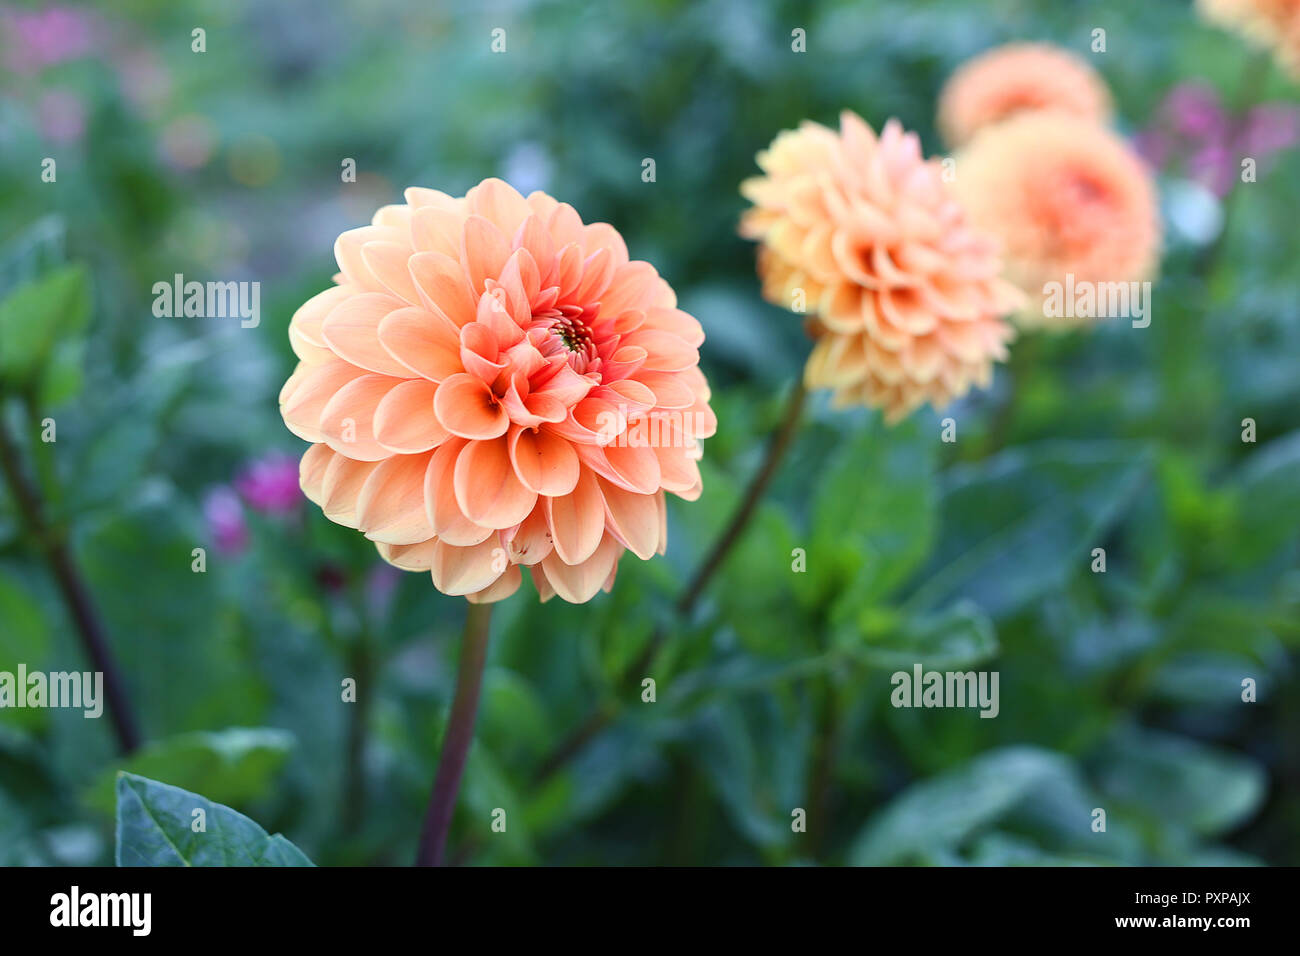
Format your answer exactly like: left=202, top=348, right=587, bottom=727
left=951, top=111, right=1162, bottom=328
left=740, top=111, right=1021, bottom=421
left=1199, top=0, right=1300, bottom=78
left=281, top=180, right=715, bottom=603
left=937, top=42, right=1113, bottom=148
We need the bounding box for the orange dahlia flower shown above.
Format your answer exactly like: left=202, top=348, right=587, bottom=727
left=951, top=112, right=1162, bottom=328
left=280, top=179, right=715, bottom=604
left=936, top=43, right=1113, bottom=148
left=1199, top=0, right=1300, bottom=77
left=740, top=111, right=1021, bottom=422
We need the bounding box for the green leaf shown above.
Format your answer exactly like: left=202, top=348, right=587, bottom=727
left=1231, top=431, right=1300, bottom=562
left=114, top=772, right=313, bottom=866
left=0, top=571, right=49, bottom=730
left=1093, top=727, right=1265, bottom=838
left=849, top=747, right=1074, bottom=865
left=845, top=600, right=997, bottom=670
left=814, top=416, right=937, bottom=609
left=87, top=728, right=294, bottom=815
left=0, top=264, right=91, bottom=388
left=906, top=442, right=1151, bottom=618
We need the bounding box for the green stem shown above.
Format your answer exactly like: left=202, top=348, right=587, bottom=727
left=533, top=380, right=808, bottom=784
left=415, top=600, right=493, bottom=866
left=0, top=407, right=141, bottom=754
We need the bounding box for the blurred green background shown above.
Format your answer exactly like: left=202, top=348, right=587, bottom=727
left=2, top=0, right=1298, bottom=866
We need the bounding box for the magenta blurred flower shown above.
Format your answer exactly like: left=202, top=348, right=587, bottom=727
left=1139, top=82, right=1300, bottom=197
left=234, top=453, right=303, bottom=515
left=203, top=487, right=249, bottom=555
left=1, top=5, right=99, bottom=74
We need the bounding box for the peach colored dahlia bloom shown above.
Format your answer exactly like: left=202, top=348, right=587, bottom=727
left=739, top=111, right=1022, bottom=422
left=280, top=179, right=715, bottom=604
left=1199, top=0, right=1300, bottom=77
left=951, top=112, right=1162, bottom=328
left=937, top=42, right=1113, bottom=148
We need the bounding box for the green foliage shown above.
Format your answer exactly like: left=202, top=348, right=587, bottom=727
left=114, top=773, right=313, bottom=867
left=0, top=0, right=1296, bottom=868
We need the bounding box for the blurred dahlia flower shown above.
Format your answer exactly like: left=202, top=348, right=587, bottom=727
left=740, top=111, right=1021, bottom=422
left=952, top=112, right=1162, bottom=328
left=280, top=179, right=715, bottom=604
left=937, top=43, right=1113, bottom=148
left=1198, top=0, right=1300, bottom=77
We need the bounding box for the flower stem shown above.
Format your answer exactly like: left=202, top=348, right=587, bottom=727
left=533, top=379, right=808, bottom=784
left=0, top=409, right=141, bottom=754
left=676, top=379, right=808, bottom=616
left=415, top=600, right=493, bottom=866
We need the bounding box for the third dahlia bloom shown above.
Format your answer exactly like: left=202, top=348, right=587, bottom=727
left=740, top=111, right=1022, bottom=422
left=951, top=112, right=1162, bottom=327
left=936, top=42, right=1113, bottom=148
left=280, top=179, right=715, bottom=604
left=1198, top=0, right=1300, bottom=78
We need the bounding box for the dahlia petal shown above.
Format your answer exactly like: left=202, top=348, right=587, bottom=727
left=461, top=215, right=512, bottom=297
left=373, top=378, right=449, bottom=453
left=505, top=505, right=553, bottom=565
left=298, top=443, right=335, bottom=507
left=653, top=442, right=702, bottom=495
left=319, top=373, right=404, bottom=461
left=320, top=454, right=380, bottom=527
left=513, top=215, right=555, bottom=271
left=466, top=563, right=522, bottom=604
left=453, top=435, right=539, bottom=529
left=335, top=226, right=404, bottom=292
left=290, top=285, right=351, bottom=347
left=538, top=535, right=621, bottom=603
left=434, top=373, right=510, bottom=440
left=322, top=293, right=418, bottom=377
left=597, top=478, right=660, bottom=560
left=622, top=329, right=699, bottom=372
left=425, top=439, right=495, bottom=546
left=466, top=178, right=532, bottom=236
left=281, top=358, right=368, bottom=444
left=410, top=205, right=466, bottom=258
left=602, top=442, right=662, bottom=494
left=640, top=307, right=704, bottom=347
left=376, top=306, right=463, bottom=381
left=574, top=247, right=615, bottom=303
left=357, top=453, right=437, bottom=545
left=408, top=251, right=478, bottom=328
left=545, top=468, right=605, bottom=565
left=509, top=424, right=580, bottom=497
left=600, top=261, right=659, bottom=315
left=361, top=241, right=423, bottom=305
left=431, top=536, right=506, bottom=596
left=377, top=538, right=438, bottom=571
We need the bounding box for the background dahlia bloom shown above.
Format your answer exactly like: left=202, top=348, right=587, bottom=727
left=1199, top=0, right=1300, bottom=77
left=280, top=179, right=715, bottom=604
left=740, top=111, right=1022, bottom=422
left=936, top=42, right=1113, bottom=148
left=952, top=111, right=1162, bottom=328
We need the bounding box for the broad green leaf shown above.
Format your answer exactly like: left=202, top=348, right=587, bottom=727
left=0, top=264, right=91, bottom=388
left=115, top=772, right=313, bottom=867
left=0, top=570, right=50, bottom=730
left=815, top=416, right=936, bottom=610
left=1093, top=727, right=1265, bottom=838
left=87, top=728, right=294, bottom=815
left=1231, top=431, right=1300, bottom=562
left=906, top=442, right=1151, bottom=618
left=845, top=601, right=997, bottom=671
left=849, top=747, right=1074, bottom=865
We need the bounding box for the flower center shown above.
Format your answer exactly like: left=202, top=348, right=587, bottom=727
left=551, top=314, right=593, bottom=354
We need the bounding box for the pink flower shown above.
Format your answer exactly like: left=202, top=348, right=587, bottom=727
left=203, top=487, right=248, bottom=555
left=235, top=453, right=303, bottom=515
